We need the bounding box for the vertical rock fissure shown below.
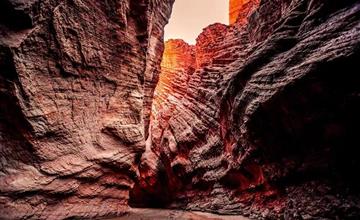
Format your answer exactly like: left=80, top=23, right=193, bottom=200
left=131, top=1, right=360, bottom=219
left=1, top=0, right=360, bottom=219
left=130, top=0, right=261, bottom=208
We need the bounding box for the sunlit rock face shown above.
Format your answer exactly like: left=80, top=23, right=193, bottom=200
left=135, top=22, right=247, bottom=206
left=1, top=0, right=360, bottom=219
left=0, top=0, right=174, bottom=219
left=152, top=39, right=196, bottom=132
left=138, top=0, right=360, bottom=219
left=229, top=0, right=260, bottom=25
left=195, top=23, right=229, bottom=68
left=131, top=39, right=197, bottom=206
left=161, top=39, right=196, bottom=70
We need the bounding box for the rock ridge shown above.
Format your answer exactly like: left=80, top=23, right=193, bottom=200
left=137, top=0, right=360, bottom=219
left=0, top=0, right=174, bottom=219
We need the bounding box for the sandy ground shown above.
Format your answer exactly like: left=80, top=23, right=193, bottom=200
left=107, top=208, right=249, bottom=220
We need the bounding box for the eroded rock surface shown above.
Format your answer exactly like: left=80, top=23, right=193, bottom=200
left=0, top=0, right=174, bottom=219
left=137, top=0, right=360, bottom=219
left=229, top=0, right=260, bottom=25
left=1, top=0, right=360, bottom=219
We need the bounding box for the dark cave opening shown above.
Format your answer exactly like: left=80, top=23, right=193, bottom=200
left=129, top=158, right=173, bottom=208
left=247, top=50, right=360, bottom=191
left=0, top=1, right=33, bottom=30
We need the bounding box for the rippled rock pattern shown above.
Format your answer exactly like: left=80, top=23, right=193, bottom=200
left=229, top=0, right=260, bottom=25
left=0, top=0, right=174, bottom=219
left=1, top=0, right=360, bottom=219
left=139, top=0, right=360, bottom=219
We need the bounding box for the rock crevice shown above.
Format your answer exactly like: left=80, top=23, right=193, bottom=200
left=136, top=0, right=360, bottom=219
left=1, top=0, right=360, bottom=219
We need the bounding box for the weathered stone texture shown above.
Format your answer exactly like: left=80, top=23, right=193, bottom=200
left=138, top=0, right=360, bottom=219
left=229, top=0, right=260, bottom=25
left=1, top=0, right=360, bottom=219
left=0, top=0, right=174, bottom=219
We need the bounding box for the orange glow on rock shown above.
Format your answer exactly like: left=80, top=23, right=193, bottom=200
left=160, top=39, right=196, bottom=71
left=151, top=39, right=196, bottom=120
left=229, top=0, right=260, bottom=25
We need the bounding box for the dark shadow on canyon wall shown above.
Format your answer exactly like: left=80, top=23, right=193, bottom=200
left=247, top=50, right=360, bottom=191
left=1, top=0, right=360, bottom=219
left=129, top=159, right=173, bottom=208
left=130, top=0, right=360, bottom=219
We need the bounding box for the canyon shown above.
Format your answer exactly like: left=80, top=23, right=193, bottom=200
left=1, top=0, right=360, bottom=219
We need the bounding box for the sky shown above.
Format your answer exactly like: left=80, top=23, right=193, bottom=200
left=164, top=0, right=229, bottom=45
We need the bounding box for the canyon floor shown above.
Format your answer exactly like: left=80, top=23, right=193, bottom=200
left=108, top=208, right=249, bottom=220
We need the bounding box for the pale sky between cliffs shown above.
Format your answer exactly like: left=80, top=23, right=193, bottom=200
left=164, top=0, right=229, bottom=45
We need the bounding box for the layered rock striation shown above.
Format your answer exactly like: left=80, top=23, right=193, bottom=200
left=229, top=0, right=260, bottom=25
left=137, top=0, right=360, bottom=219
left=0, top=0, right=174, bottom=219
left=1, top=0, right=360, bottom=219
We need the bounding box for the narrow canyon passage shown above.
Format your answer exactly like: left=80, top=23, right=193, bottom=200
left=131, top=0, right=360, bottom=217
left=1, top=0, right=360, bottom=219
left=130, top=0, right=261, bottom=208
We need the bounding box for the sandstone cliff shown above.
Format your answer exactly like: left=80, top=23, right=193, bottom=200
left=1, top=0, right=360, bottom=219
left=138, top=0, right=360, bottom=219
left=0, top=0, right=174, bottom=219
left=229, top=0, right=260, bottom=25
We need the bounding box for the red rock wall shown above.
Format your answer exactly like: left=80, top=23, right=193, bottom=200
left=152, top=39, right=196, bottom=126
left=229, top=0, right=260, bottom=25
left=131, top=39, right=197, bottom=206
left=137, top=0, right=360, bottom=219
left=1, top=0, right=360, bottom=219
left=0, top=0, right=174, bottom=219
left=195, top=23, right=230, bottom=68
